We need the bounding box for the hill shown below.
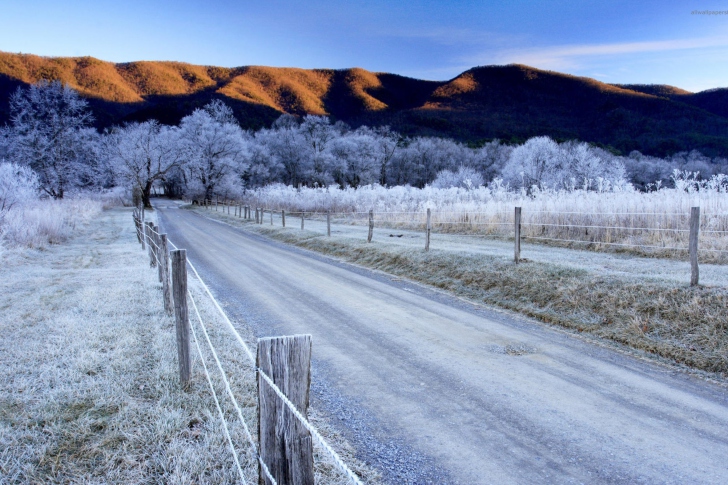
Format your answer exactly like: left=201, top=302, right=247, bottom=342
left=1, top=52, right=727, bottom=156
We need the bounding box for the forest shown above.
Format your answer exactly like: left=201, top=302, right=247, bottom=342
left=2, top=80, right=728, bottom=213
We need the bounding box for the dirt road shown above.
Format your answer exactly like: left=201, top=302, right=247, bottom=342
left=157, top=203, right=728, bottom=484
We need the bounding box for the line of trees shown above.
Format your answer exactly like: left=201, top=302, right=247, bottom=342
left=2, top=81, right=727, bottom=207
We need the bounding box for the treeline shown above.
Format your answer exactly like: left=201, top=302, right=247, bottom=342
left=2, top=81, right=727, bottom=207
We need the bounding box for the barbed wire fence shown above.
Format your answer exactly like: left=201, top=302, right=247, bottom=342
left=132, top=208, right=365, bottom=485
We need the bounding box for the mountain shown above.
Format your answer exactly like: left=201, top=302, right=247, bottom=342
left=1, top=51, right=727, bottom=157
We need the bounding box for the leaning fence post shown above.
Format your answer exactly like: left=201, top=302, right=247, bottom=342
left=160, top=234, right=173, bottom=315
left=367, top=209, right=374, bottom=243
left=327, top=211, right=331, bottom=237
left=257, top=335, right=314, bottom=485
left=690, top=206, right=700, bottom=286
left=171, top=249, right=191, bottom=388
left=282, top=210, right=286, bottom=228
left=425, top=208, right=432, bottom=251
left=514, top=207, right=522, bottom=263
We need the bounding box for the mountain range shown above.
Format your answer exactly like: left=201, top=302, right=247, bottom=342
left=1, top=51, right=727, bottom=157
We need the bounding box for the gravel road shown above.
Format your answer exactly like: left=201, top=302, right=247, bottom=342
left=157, top=202, right=728, bottom=484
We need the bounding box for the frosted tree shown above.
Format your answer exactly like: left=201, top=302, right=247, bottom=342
left=105, top=120, right=183, bottom=208
left=432, top=166, right=484, bottom=189
left=300, top=115, right=344, bottom=186
left=179, top=100, right=248, bottom=201
left=501, top=136, right=561, bottom=190
left=8, top=80, right=98, bottom=198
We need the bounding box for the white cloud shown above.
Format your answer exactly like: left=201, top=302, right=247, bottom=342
left=471, top=35, right=728, bottom=71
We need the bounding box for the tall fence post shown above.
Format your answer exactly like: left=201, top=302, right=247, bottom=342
left=690, top=206, right=700, bottom=286
left=257, top=335, right=314, bottom=485
left=514, top=207, right=522, bottom=263
left=282, top=210, right=286, bottom=228
left=270, top=210, right=273, bottom=225
left=146, top=222, right=156, bottom=268
left=256, top=208, right=260, bottom=224
left=171, top=249, right=191, bottom=388
left=327, top=211, right=331, bottom=237
left=301, top=211, right=305, bottom=230
left=425, top=208, right=431, bottom=251
left=367, top=209, right=374, bottom=243
left=160, top=234, right=173, bottom=315
left=154, top=224, right=163, bottom=282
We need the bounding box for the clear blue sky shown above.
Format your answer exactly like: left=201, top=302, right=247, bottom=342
left=1, top=0, right=727, bottom=91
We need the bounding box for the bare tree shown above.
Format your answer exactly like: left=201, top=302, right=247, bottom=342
left=179, top=100, right=247, bottom=201
left=8, top=81, right=97, bottom=198
left=106, top=120, right=183, bottom=208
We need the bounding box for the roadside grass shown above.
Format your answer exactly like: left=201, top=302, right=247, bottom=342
left=192, top=205, right=728, bottom=378
left=0, top=207, right=377, bottom=484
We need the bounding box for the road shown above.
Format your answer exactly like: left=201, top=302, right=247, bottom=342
left=157, top=202, right=728, bottom=484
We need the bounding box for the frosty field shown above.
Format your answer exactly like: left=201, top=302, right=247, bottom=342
left=0, top=207, right=372, bottom=484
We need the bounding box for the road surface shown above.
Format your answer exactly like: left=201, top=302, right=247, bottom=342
left=157, top=202, right=728, bottom=485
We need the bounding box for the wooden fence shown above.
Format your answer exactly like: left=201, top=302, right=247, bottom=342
left=132, top=208, right=362, bottom=485
left=193, top=202, right=712, bottom=287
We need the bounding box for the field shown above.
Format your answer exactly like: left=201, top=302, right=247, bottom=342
left=0, top=207, right=374, bottom=484
left=238, top=183, right=728, bottom=263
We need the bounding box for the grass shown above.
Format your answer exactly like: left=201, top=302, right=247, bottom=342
left=194, top=204, right=728, bottom=379
left=0, top=207, right=378, bottom=484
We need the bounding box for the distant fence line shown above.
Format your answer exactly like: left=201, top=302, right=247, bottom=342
left=132, top=207, right=364, bottom=485
left=196, top=199, right=727, bottom=285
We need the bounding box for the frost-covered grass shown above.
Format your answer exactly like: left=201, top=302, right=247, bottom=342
left=194, top=204, right=728, bottom=378
left=0, top=189, right=129, bottom=250
left=240, top=182, right=728, bottom=263
left=0, top=208, right=377, bottom=484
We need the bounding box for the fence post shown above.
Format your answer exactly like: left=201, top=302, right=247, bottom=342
left=301, top=211, right=305, bottom=230
left=146, top=222, right=157, bottom=268
left=425, top=208, right=431, bottom=251
left=257, top=335, right=314, bottom=485
left=282, top=210, right=286, bottom=228
left=690, top=206, right=700, bottom=286
left=255, top=208, right=260, bottom=224
left=327, top=211, right=331, bottom=237
left=154, top=224, right=163, bottom=281
left=367, top=209, right=374, bottom=243
left=171, top=249, right=191, bottom=388
left=160, top=234, right=173, bottom=315
left=138, top=210, right=146, bottom=250
left=270, top=210, right=273, bottom=225
left=514, top=207, right=522, bottom=263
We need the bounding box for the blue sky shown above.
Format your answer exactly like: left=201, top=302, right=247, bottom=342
left=1, top=0, right=727, bottom=91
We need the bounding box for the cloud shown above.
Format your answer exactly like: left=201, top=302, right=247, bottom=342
left=471, top=35, right=728, bottom=70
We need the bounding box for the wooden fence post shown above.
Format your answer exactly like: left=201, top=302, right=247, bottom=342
left=282, top=210, right=286, bottom=227
left=425, top=208, right=431, bottom=251
left=160, top=234, right=173, bottom=315
left=146, top=222, right=156, bottom=268
left=138, top=210, right=146, bottom=250
left=367, top=209, right=374, bottom=243
left=514, top=207, right=522, bottom=263
left=690, top=206, right=700, bottom=286
left=153, top=224, right=163, bottom=282
left=171, top=249, right=191, bottom=388
left=327, top=211, right=331, bottom=237
left=301, top=212, right=305, bottom=230
left=270, top=210, right=273, bottom=225
left=256, top=208, right=260, bottom=224
left=257, top=335, right=314, bottom=485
